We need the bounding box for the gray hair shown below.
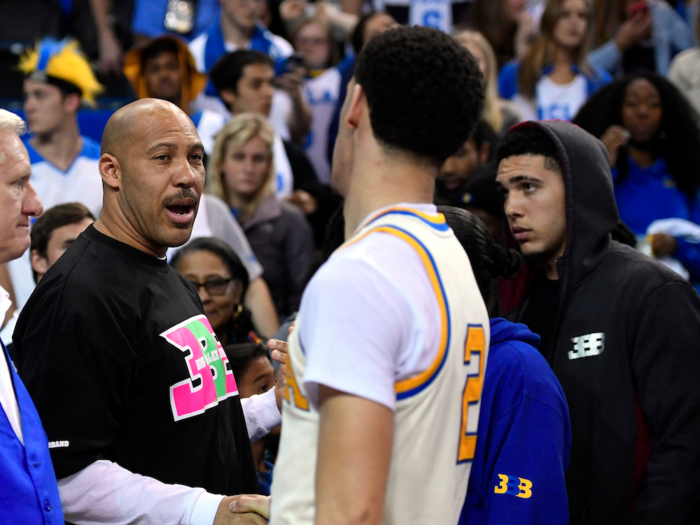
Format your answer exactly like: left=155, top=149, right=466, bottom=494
left=0, top=109, right=27, bottom=137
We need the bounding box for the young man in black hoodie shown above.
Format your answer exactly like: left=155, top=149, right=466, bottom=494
left=496, top=120, right=700, bottom=525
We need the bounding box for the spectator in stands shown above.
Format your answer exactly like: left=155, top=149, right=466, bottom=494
left=435, top=118, right=498, bottom=206
left=454, top=30, right=523, bottom=135
left=439, top=206, right=570, bottom=525
left=365, top=0, right=470, bottom=33
left=497, top=121, right=700, bottom=525
left=123, top=35, right=225, bottom=154
left=291, top=19, right=338, bottom=76
left=326, top=11, right=399, bottom=168
left=131, top=0, right=220, bottom=42
left=589, top=0, right=695, bottom=77
left=188, top=0, right=312, bottom=144
left=208, top=113, right=315, bottom=318
left=288, top=18, right=343, bottom=183
left=10, top=38, right=103, bottom=312
left=499, top=0, right=611, bottom=122
left=210, top=50, right=337, bottom=247
left=171, top=237, right=261, bottom=346
left=573, top=73, right=700, bottom=281
left=468, top=0, right=537, bottom=69
left=669, top=9, right=700, bottom=116
left=226, top=342, right=277, bottom=495
left=29, top=203, right=94, bottom=284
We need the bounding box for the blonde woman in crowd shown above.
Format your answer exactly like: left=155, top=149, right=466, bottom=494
left=454, top=29, right=523, bottom=135
left=208, top=113, right=315, bottom=319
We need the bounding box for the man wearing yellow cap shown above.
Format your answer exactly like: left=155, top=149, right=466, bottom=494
left=7, top=39, right=104, bottom=313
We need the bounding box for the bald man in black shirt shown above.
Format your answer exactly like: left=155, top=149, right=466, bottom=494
left=14, top=99, right=269, bottom=525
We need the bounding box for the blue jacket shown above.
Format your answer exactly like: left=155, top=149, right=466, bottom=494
left=588, top=0, right=695, bottom=76
left=613, top=156, right=700, bottom=280
left=498, top=61, right=611, bottom=104
left=459, top=318, right=571, bottom=525
left=0, top=342, right=63, bottom=524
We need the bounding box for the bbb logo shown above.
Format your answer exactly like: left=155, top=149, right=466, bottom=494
left=569, top=333, right=605, bottom=360
left=494, top=474, right=532, bottom=499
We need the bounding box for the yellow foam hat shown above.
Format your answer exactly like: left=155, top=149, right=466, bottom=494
left=18, top=38, right=103, bottom=107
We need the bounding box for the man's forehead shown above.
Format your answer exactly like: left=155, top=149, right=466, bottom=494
left=243, top=64, right=274, bottom=79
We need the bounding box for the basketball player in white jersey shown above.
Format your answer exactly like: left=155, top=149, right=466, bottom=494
left=271, top=26, right=488, bottom=525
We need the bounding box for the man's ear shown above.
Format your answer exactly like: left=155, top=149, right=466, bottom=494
left=479, top=141, right=491, bottom=164
left=219, top=89, right=237, bottom=112
left=98, top=153, right=122, bottom=191
left=344, top=84, right=365, bottom=131
left=63, top=93, right=81, bottom=115
left=30, top=249, right=48, bottom=279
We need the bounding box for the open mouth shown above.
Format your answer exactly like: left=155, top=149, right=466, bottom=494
left=165, top=198, right=196, bottom=224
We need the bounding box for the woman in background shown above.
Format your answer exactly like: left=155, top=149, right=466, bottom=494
left=454, top=30, right=523, bottom=135
left=207, top=114, right=315, bottom=319
left=498, top=0, right=610, bottom=121
left=171, top=237, right=261, bottom=346
left=574, top=73, right=700, bottom=282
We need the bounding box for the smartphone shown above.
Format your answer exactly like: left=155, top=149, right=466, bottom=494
left=284, top=52, right=306, bottom=74
left=628, top=0, right=649, bottom=18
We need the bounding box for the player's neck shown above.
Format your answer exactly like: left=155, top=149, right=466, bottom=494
left=343, top=154, right=437, bottom=239
left=30, top=119, right=82, bottom=171
left=221, top=15, right=253, bottom=48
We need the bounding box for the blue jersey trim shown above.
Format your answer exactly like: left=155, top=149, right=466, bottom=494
left=366, top=209, right=450, bottom=232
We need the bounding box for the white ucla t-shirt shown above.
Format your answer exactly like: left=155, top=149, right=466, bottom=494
left=513, top=73, right=588, bottom=122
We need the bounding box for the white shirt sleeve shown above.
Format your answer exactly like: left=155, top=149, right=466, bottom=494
left=299, top=243, right=427, bottom=411
left=57, top=460, right=224, bottom=525
left=241, top=387, right=281, bottom=441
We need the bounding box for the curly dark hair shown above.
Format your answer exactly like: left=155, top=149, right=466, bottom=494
left=354, top=26, right=484, bottom=166
left=497, top=125, right=562, bottom=174
left=572, top=73, right=700, bottom=196
left=439, top=206, right=522, bottom=317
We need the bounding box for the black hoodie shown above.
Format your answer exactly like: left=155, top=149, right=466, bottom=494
left=499, top=121, right=700, bottom=525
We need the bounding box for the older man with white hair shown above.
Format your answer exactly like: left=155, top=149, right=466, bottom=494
left=0, top=109, right=62, bottom=523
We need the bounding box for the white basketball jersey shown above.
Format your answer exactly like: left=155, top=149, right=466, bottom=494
left=271, top=206, right=490, bottom=525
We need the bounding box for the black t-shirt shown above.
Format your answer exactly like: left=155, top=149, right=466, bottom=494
left=13, top=225, right=258, bottom=495
left=519, top=273, right=562, bottom=363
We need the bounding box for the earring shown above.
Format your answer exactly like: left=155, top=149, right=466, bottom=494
left=232, top=303, right=243, bottom=320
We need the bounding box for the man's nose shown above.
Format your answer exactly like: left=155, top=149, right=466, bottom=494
left=23, top=182, right=43, bottom=218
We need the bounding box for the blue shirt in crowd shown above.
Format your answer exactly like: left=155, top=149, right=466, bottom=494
left=459, top=318, right=571, bottom=525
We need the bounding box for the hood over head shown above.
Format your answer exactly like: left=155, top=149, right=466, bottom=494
left=490, top=317, right=540, bottom=348
left=499, top=120, right=620, bottom=313
left=123, top=35, right=206, bottom=112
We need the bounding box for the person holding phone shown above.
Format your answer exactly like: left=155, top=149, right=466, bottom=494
left=588, top=0, right=695, bottom=76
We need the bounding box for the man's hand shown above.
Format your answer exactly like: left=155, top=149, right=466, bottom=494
left=616, top=13, right=652, bottom=52
left=600, top=125, right=629, bottom=167
left=229, top=495, right=271, bottom=519
left=213, top=496, right=268, bottom=525
left=286, top=189, right=319, bottom=215
left=275, top=68, right=306, bottom=101
left=651, top=233, right=678, bottom=257
left=279, top=0, right=308, bottom=23
left=269, top=338, right=289, bottom=411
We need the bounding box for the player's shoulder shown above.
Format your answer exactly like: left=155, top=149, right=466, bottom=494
left=80, top=136, right=101, bottom=160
